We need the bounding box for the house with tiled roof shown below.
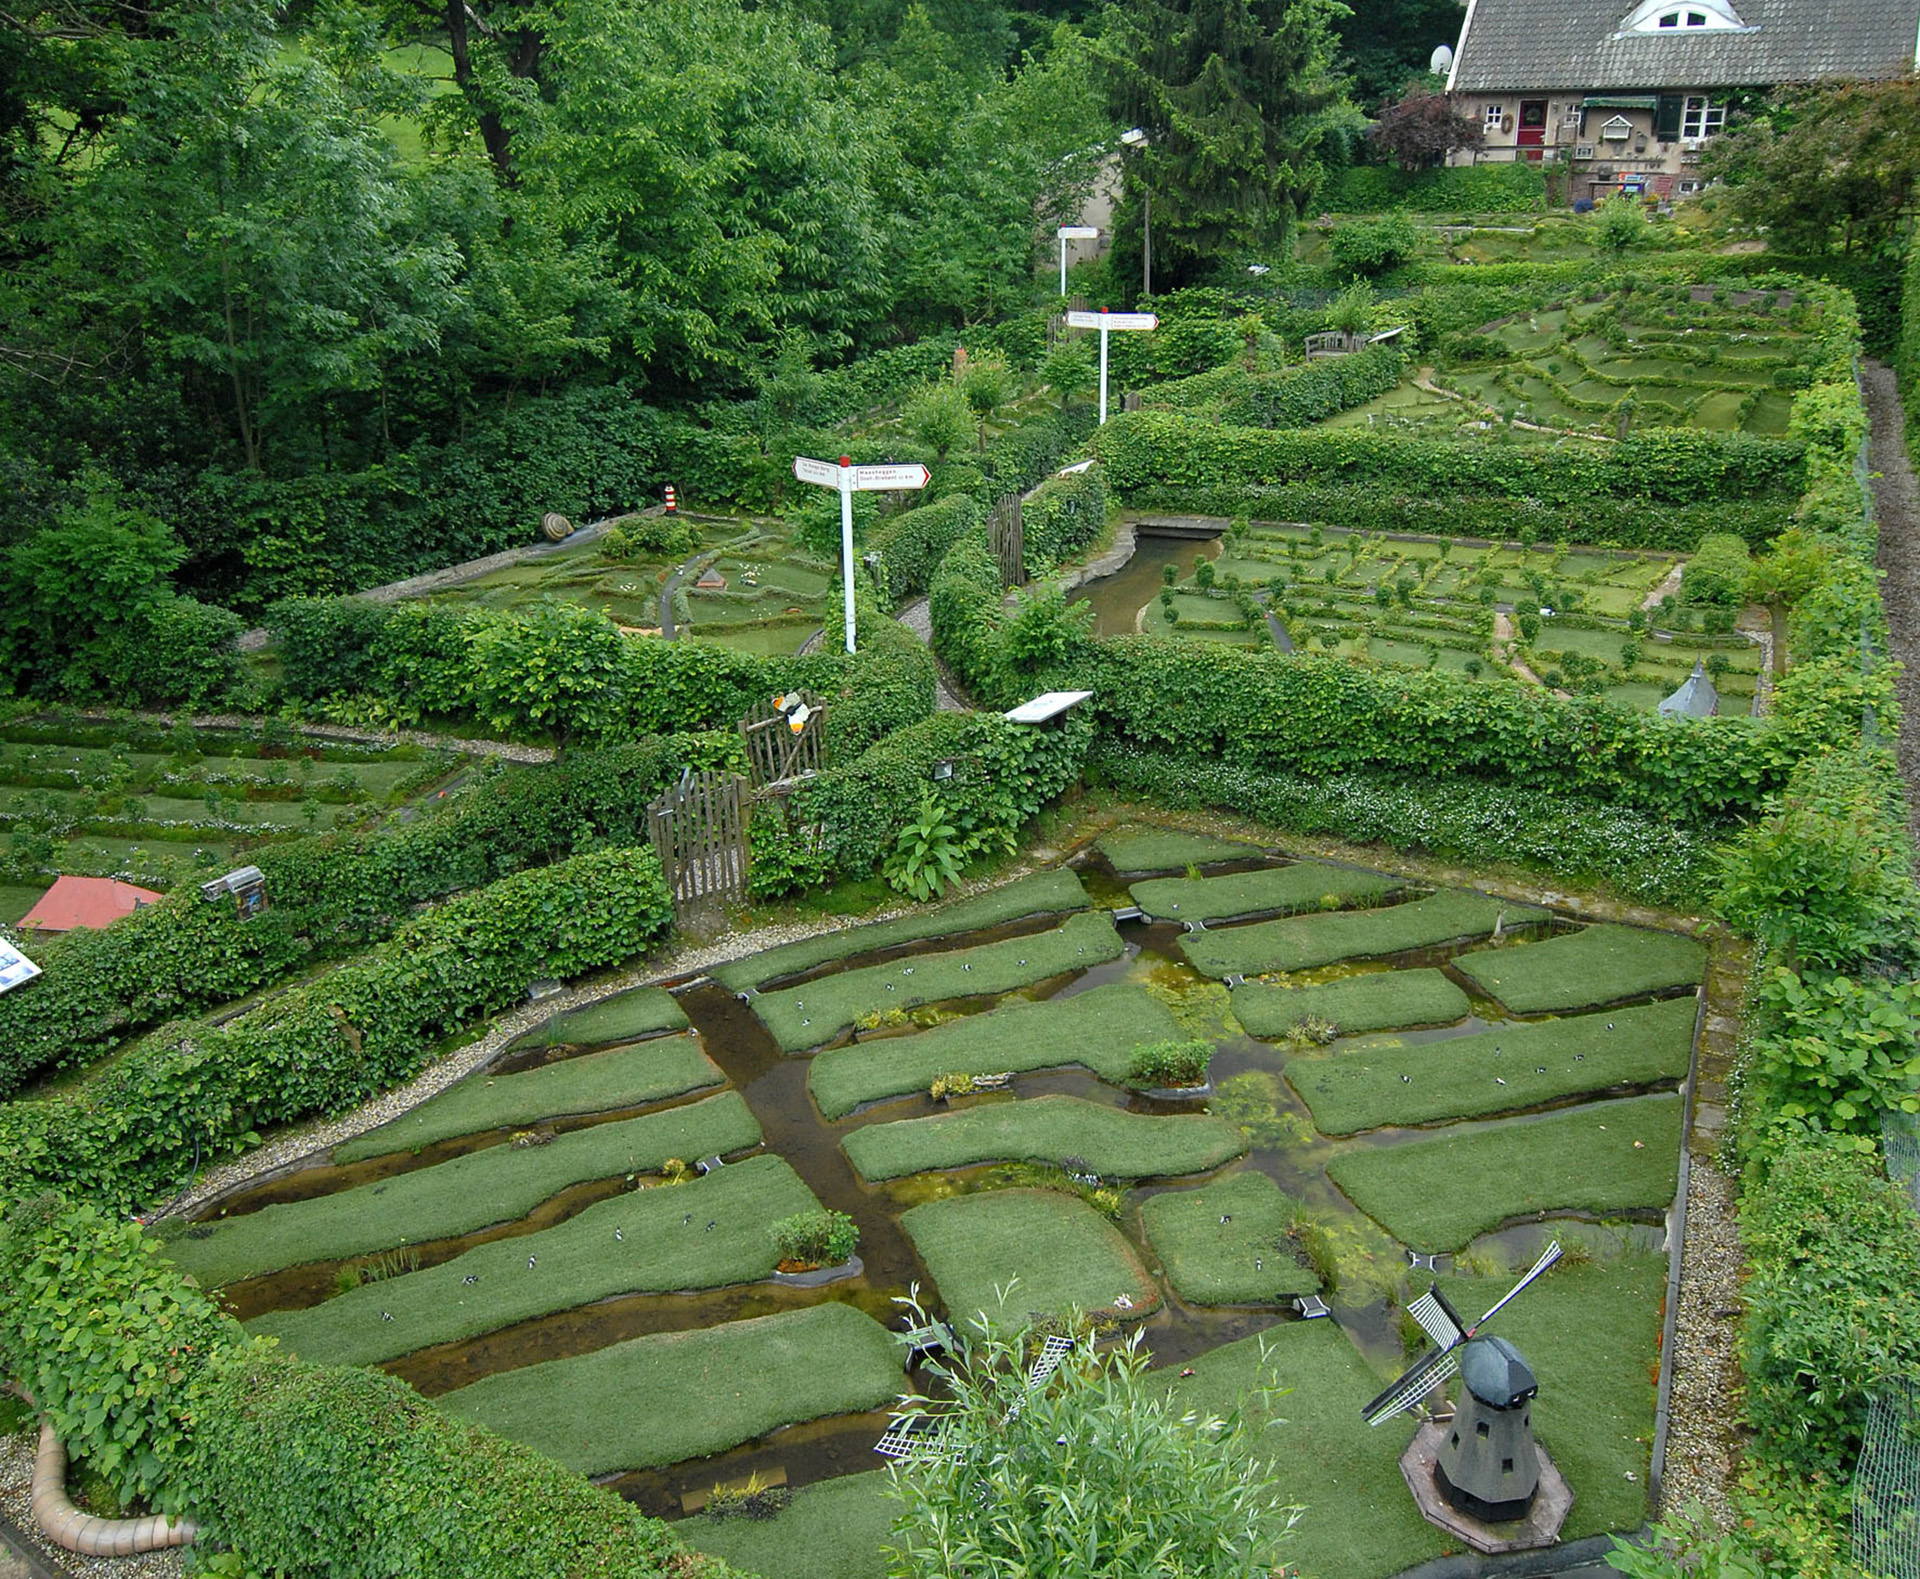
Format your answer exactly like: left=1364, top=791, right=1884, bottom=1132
left=19, top=875, right=162, bottom=933
left=1445, top=0, right=1920, bottom=202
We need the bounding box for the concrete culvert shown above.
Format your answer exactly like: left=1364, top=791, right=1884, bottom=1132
left=31, top=1423, right=197, bottom=1556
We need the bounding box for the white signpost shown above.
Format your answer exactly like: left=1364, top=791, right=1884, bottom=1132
left=1065, top=308, right=1159, bottom=424
left=0, top=938, right=41, bottom=996
left=792, top=456, right=931, bottom=652
left=1055, top=225, right=1098, bottom=295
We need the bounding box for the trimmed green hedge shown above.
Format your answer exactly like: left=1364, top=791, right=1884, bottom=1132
left=871, top=493, right=985, bottom=601
left=0, top=846, right=676, bottom=1213
left=1021, top=466, right=1108, bottom=576
left=1321, top=162, right=1546, bottom=214
left=1144, top=345, right=1408, bottom=429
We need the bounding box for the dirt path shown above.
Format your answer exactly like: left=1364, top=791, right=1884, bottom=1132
left=1642, top=562, right=1685, bottom=611
left=1862, top=361, right=1920, bottom=841
left=1491, top=609, right=1563, bottom=693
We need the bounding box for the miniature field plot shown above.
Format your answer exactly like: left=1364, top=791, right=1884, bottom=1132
left=173, top=1093, right=763, bottom=1287
left=1182, top=890, right=1546, bottom=979
left=440, top=1302, right=903, bottom=1476
left=1455, top=924, right=1705, bottom=1014
left=712, top=869, right=1089, bottom=993
left=682, top=1470, right=894, bottom=1579
left=1139, top=1172, right=1317, bottom=1305
left=1286, top=997, right=1695, bottom=1135
left=901, top=1189, right=1159, bottom=1323
left=335, top=1034, right=724, bottom=1163
left=1232, top=968, right=1468, bottom=1040
left=752, top=910, right=1124, bottom=1052
left=1326, top=1094, right=1682, bottom=1252
left=252, top=1153, right=819, bottom=1366
left=506, top=986, right=689, bottom=1050
left=1130, top=862, right=1400, bottom=924
left=844, top=1095, right=1244, bottom=1183
left=808, top=982, right=1183, bottom=1119
left=1095, top=826, right=1261, bottom=873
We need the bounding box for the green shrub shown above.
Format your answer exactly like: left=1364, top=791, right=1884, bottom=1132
left=1743, top=968, right=1920, bottom=1151
left=1327, top=214, right=1423, bottom=276
left=884, top=792, right=965, bottom=900
left=1125, top=1037, right=1212, bottom=1089
left=1021, top=466, right=1107, bottom=575
left=1320, top=161, right=1545, bottom=213
left=870, top=494, right=984, bottom=601
left=1683, top=532, right=1753, bottom=606
left=770, top=1209, right=859, bottom=1269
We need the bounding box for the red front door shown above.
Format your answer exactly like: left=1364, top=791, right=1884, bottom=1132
left=1517, top=100, right=1549, bottom=159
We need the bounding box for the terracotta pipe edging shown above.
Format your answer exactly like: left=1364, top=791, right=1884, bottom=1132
left=29, top=1424, right=197, bottom=1556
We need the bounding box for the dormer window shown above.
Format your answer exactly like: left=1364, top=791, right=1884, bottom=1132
left=1619, top=0, right=1744, bottom=31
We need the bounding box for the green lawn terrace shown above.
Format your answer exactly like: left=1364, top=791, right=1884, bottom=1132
left=0, top=716, right=460, bottom=891
left=1139, top=516, right=1767, bottom=714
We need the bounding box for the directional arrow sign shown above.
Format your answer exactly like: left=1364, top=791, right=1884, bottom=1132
left=793, top=455, right=841, bottom=487
left=1056, top=225, right=1099, bottom=240
left=1066, top=309, right=1157, bottom=331
left=789, top=457, right=931, bottom=653
left=849, top=463, right=931, bottom=492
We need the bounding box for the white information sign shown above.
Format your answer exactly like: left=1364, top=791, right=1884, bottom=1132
left=1055, top=226, right=1099, bottom=297
left=1063, top=310, right=1160, bottom=423
left=792, top=455, right=841, bottom=487
left=0, top=938, right=41, bottom=995
left=790, top=455, right=931, bottom=652
left=848, top=463, right=932, bottom=492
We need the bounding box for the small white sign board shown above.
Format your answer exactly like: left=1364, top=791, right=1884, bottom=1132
left=793, top=455, right=841, bottom=487
left=790, top=456, right=931, bottom=654
left=1003, top=690, right=1094, bottom=725
left=1056, top=226, right=1099, bottom=240
left=849, top=463, right=932, bottom=492
left=1066, top=310, right=1158, bottom=331
left=0, top=938, right=42, bottom=995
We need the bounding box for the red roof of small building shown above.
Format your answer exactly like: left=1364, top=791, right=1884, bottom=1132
left=19, top=876, right=163, bottom=933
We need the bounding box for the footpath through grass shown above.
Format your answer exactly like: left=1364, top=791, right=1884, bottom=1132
left=1454, top=924, right=1706, bottom=1013
left=903, top=1188, right=1159, bottom=1324
left=712, top=870, right=1089, bottom=992
left=807, top=983, right=1183, bottom=1119
left=1096, top=826, right=1262, bottom=872
left=509, top=986, right=689, bottom=1049
left=171, top=1093, right=762, bottom=1287
left=1326, top=1094, right=1682, bottom=1251
left=1286, top=997, right=1696, bottom=1135
left=252, top=1153, right=818, bottom=1366
left=1139, top=1172, right=1317, bottom=1305
left=440, top=1302, right=904, bottom=1476
left=1182, top=890, right=1547, bottom=979
left=335, top=1034, right=724, bottom=1163
left=1130, top=862, right=1400, bottom=924
left=1232, top=968, right=1468, bottom=1040
left=753, top=910, right=1124, bottom=1052
left=843, top=1095, right=1244, bottom=1183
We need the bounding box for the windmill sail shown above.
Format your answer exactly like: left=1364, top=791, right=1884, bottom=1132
left=1405, top=1287, right=1467, bottom=1351
left=1364, top=1345, right=1462, bottom=1427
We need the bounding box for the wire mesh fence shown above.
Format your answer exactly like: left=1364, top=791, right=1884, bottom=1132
left=1855, top=1375, right=1920, bottom=1579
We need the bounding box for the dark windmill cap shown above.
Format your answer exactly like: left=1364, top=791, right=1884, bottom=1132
left=1461, top=1336, right=1537, bottom=1409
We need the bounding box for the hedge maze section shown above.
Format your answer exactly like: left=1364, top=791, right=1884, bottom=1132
left=1454, top=924, right=1706, bottom=1014
left=508, top=986, right=689, bottom=1050
left=902, top=1189, right=1160, bottom=1324
left=172, top=1093, right=763, bottom=1288
left=1286, top=997, right=1696, bottom=1135
left=711, top=869, right=1089, bottom=993
left=439, top=1302, right=904, bottom=1476
left=252, top=1153, right=819, bottom=1367
left=1140, top=1172, right=1317, bottom=1305
left=752, top=910, right=1124, bottom=1052
left=1232, top=968, right=1469, bottom=1041
left=1129, top=862, right=1400, bottom=925
left=1326, top=1094, right=1683, bottom=1252
left=1181, top=890, right=1547, bottom=979
left=1095, top=827, right=1262, bottom=873
left=842, top=1095, right=1245, bottom=1183
left=807, top=982, right=1184, bottom=1119
left=335, top=1033, right=724, bottom=1163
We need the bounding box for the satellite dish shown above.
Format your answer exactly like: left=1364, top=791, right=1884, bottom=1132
left=1430, top=42, right=1454, bottom=74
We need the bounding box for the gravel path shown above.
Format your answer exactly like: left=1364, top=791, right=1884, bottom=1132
left=892, top=598, right=967, bottom=710
left=1657, top=1159, right=1744, bottom=1530
left=1863, top=360, right=1920, bottom=843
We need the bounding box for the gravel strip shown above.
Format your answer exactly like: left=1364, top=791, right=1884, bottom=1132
left=1657, top=1158, right=1744, bottom=1531
left=0, top=1434, right=177, bottom=1579
left=1863, top=360, right=1920, bottom=846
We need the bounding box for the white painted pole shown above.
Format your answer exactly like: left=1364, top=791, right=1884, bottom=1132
left=1098, top=314, right=1110, bottom=425
left=838, top=456, right=857, bottom=653
left=1060, top=236, right=1068, bottom=297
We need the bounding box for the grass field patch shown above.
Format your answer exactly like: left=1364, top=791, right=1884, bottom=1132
left=439, top=1302, right=904, bottom=1476
left=682, top=1470, right=893, bottom=1579
left=808, top=983, right=1183, bottom=1119
left=509, top=986, right=689, bottom=1050
left=175, top=1093, right=761, bottom=1287
left=843, top=1095, right=1245, bottom=1183
left=1095, top=827, right=1262, bottom=872
left=1130, top=863, right=1400, bottom=924
left=901, top=1189, right=1159, bottom=1324
left=1140, top=1172, right=1317, bottom=1305
left=335, top=1034, right=724, bottom=1162
left=1287, top=997, right=1695, bottom=1134
left=1326, top=1095, right=1682, bottom=1251
left=1182, top=891, right=1547, bottom=979
left=251, top=1152, right=818, bottom=1366
left=1454, top=925, right=1705, bottom=1013
left=1232, top=969, right=1469, bottom=1040
left=754, top=911, right=1124, bottom=1052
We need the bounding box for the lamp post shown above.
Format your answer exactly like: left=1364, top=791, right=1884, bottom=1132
left=1120, top=126, right=1151, bottom=298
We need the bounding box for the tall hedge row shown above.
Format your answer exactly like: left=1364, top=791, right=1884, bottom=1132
left=869, top=492, right=985, bottom=600
left=1143, top=344, right=1408, bottom=429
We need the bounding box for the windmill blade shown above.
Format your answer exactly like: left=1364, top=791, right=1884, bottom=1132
left=1471, top=1240, right=1563, bottom=1333
left=1405, top=1286, right=1466, bottom=1351
left=1362, top=1345, right=1462, bottom=1426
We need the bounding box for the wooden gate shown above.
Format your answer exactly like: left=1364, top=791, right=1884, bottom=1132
left=647, top=768, right=750, bottom=919
left=988, top=492, right=1025, bottom=589
left=738, top=691, right=827, bottom=791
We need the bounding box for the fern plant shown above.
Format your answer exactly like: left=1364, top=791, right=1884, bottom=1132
left=884, top=793, right=964, bottom=900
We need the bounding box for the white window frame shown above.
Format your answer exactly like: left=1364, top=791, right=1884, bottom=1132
left=1483, top=103, right=1506, bottom=129
left=1680, top=95, right=1725, bottom=142
left=1618, top=0, right=1743, bottom=32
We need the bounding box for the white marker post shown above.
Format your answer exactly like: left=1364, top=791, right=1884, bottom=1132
left=1065, top=308, right=1159, bottom=424
left=1055, top=225, right=1098, bottom=295
left=793, top=455, right=931, bottom=652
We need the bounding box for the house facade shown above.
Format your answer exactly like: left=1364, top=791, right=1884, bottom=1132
left=1445, top=0, right=1920, bottom=202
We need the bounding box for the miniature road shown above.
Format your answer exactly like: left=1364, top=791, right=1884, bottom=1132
left=1862, top=360, right=1920, bottom=844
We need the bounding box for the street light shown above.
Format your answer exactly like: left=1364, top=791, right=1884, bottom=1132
left=1120, top=126, right=1151, bottom=298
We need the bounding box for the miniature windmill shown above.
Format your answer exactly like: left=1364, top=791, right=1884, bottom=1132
left=1362, top=1242, right=1561, bottom=1526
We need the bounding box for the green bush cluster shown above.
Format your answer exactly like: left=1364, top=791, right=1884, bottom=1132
left=769, top=1209, right=859, bottom=1268
left=1320, top=162, right=1547, bottom=214
left=1020, top=466, right=1108, bottom=575
left=0, top=846, right=674, bottom=1212
left=1681, top=533, right=1753, bottom=606
left=1144, top=345, right=1407, bottom=430
left=869, top=493, right=984, bottom=601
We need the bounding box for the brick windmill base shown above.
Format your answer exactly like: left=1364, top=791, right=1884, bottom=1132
left=1399, top=1422, right=1574, bottom=1556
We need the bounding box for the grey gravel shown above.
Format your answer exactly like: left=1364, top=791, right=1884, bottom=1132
left=0, top=1433, right=178, bottom=1579
left=1658, top=1159, right=1744, bottom=1531
left=1864, top=361, right=1920, bottom=846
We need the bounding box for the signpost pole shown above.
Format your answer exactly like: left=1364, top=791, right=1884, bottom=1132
left=1099, top=310, right=1110, bottom=425
left=838, top=457, right=857, bottom=655
left=792, top=454, right=930, bottom=656
left=1060, top=235, right=1068, bottom=297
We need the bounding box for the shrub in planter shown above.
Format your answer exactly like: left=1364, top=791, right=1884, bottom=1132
left=1126, top=1038, right=1213, bottom=1090
left=769, top=1210, right=859, bottom=1271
